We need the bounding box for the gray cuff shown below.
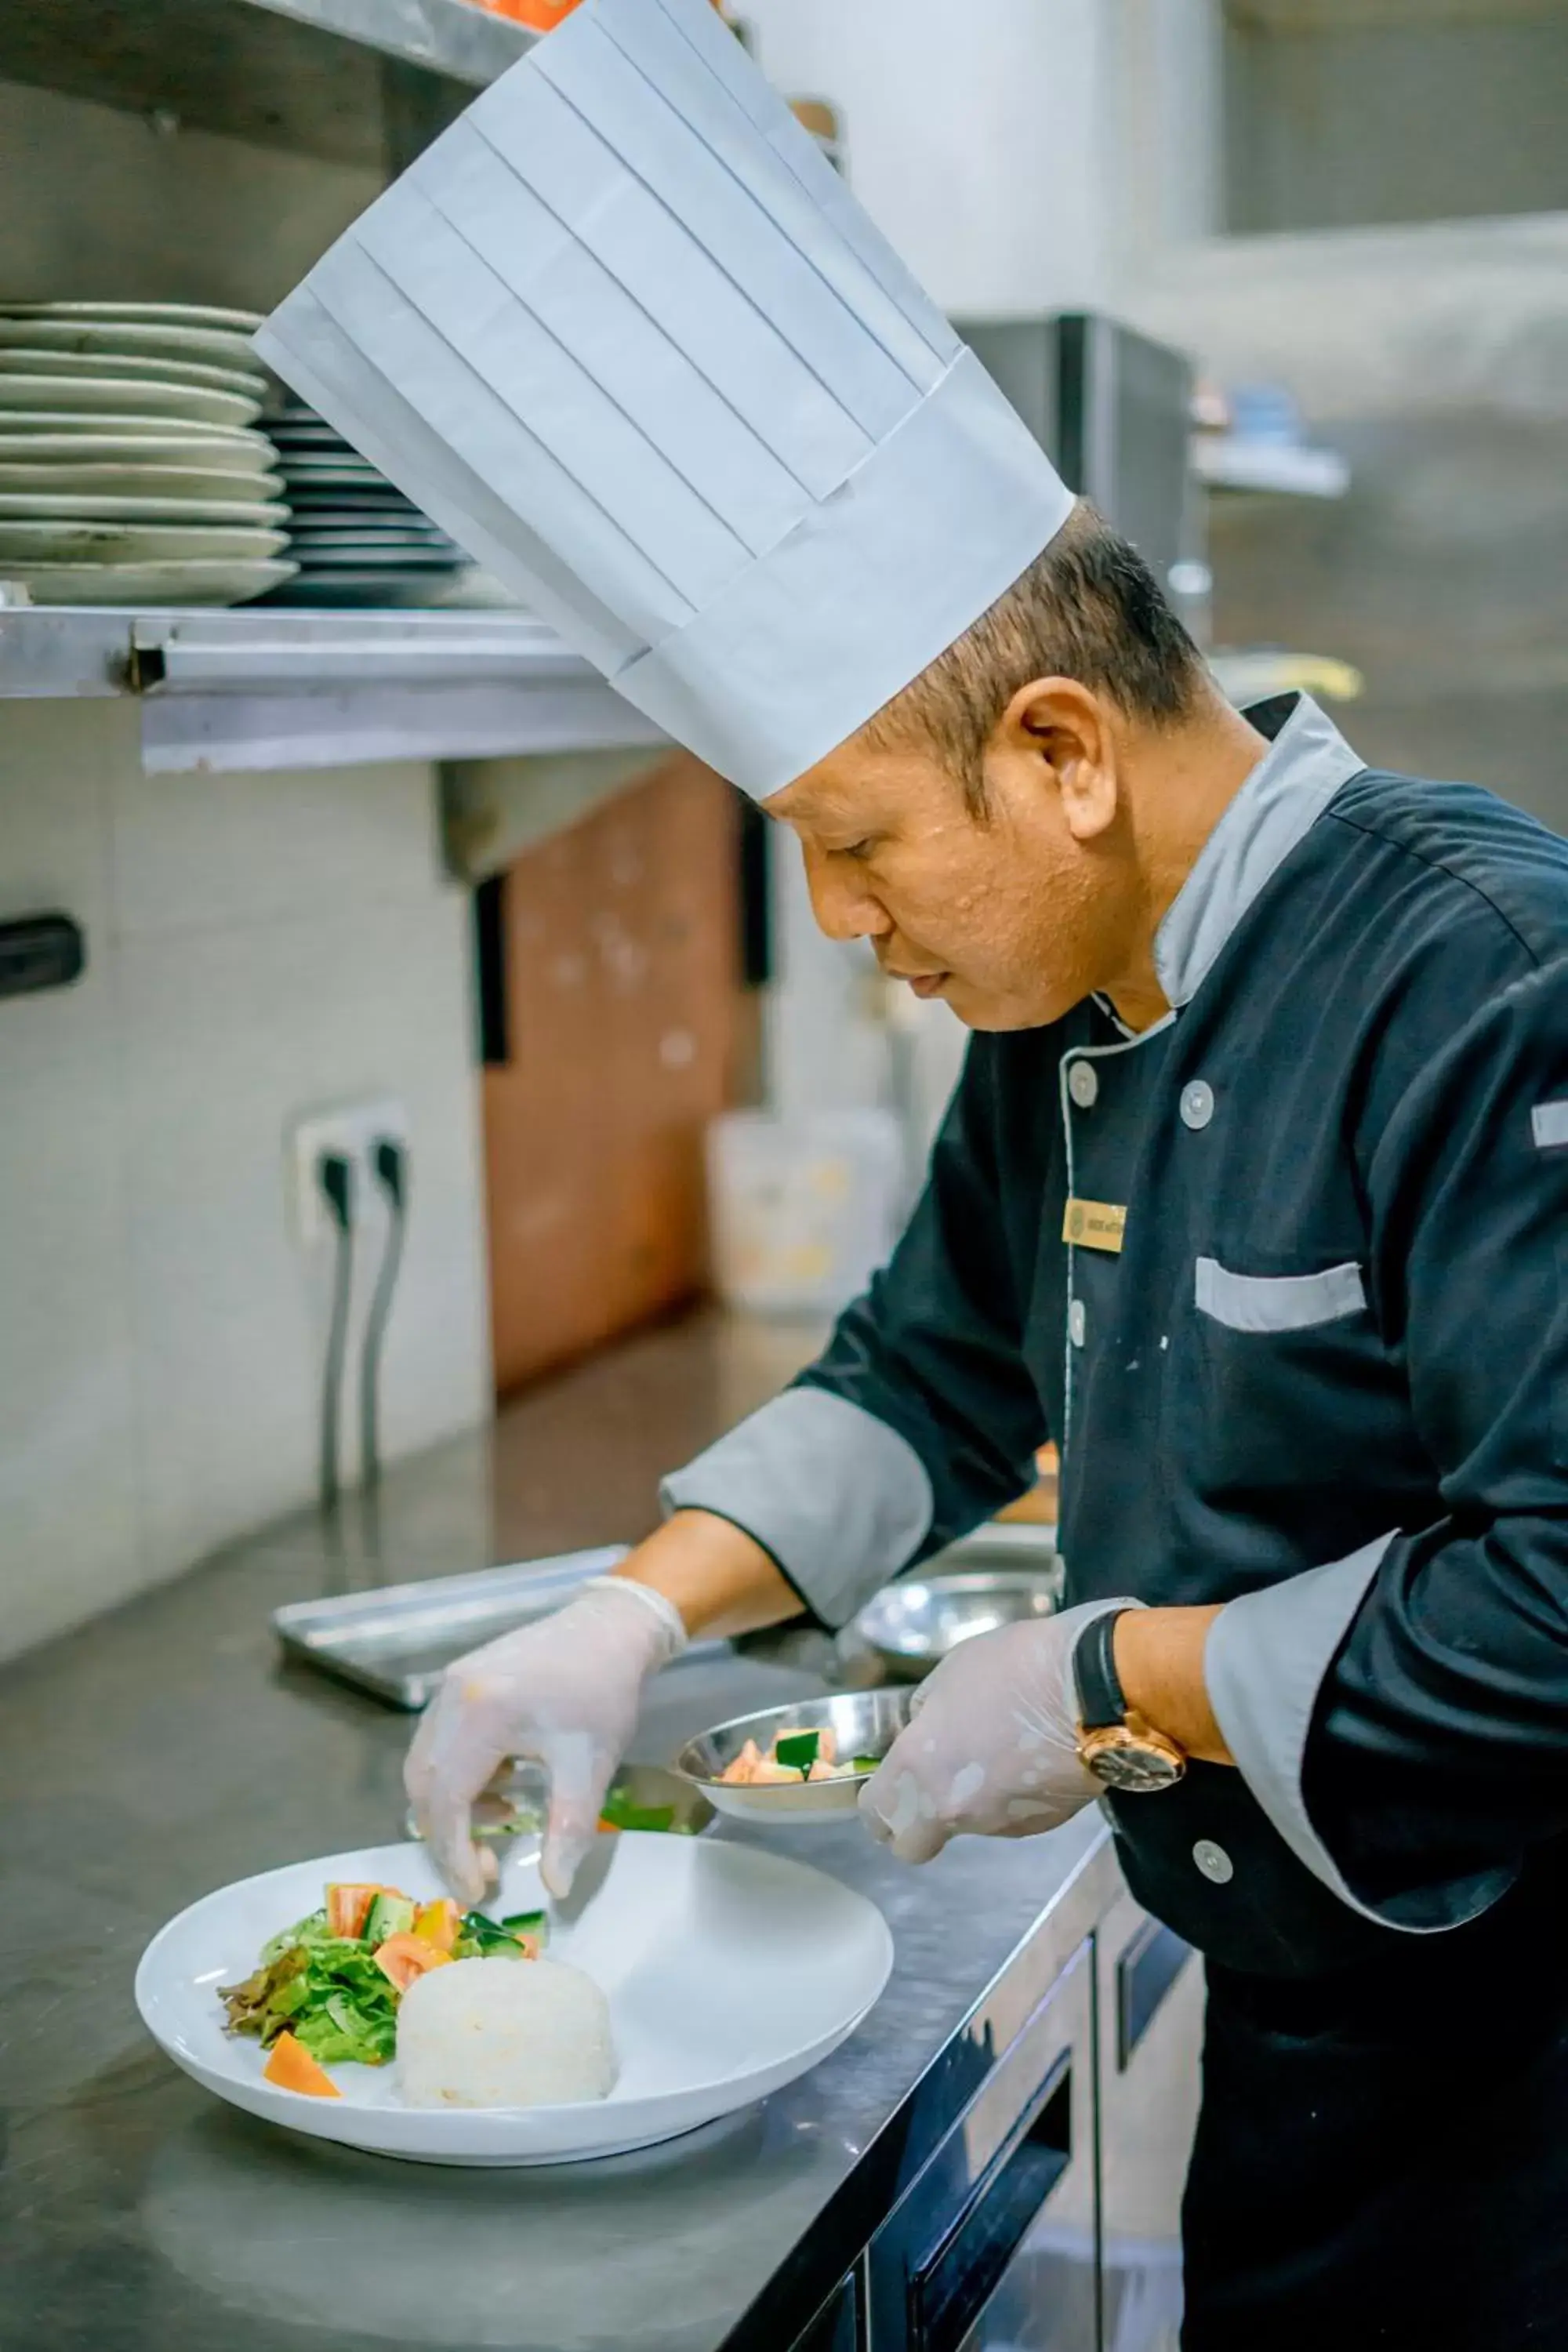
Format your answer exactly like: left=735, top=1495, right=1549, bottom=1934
left=1207, top=1534, right=1514, bottom=1934
left=660, top=1387, right=933, bottom=1628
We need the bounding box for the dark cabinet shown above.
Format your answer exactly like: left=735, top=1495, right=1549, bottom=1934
left=868, top=1943, right=1096, bottom=2352
left=782, top=1880, right=1203, bottom=2352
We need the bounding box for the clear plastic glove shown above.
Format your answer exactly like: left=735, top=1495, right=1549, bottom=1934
left=860, top=1596, right=1144, bottom=1866
left=405, top=1580, right=684, bottom=1907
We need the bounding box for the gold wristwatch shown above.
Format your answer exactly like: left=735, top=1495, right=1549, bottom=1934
left=1073, top=1609, right=1187, bottom=1794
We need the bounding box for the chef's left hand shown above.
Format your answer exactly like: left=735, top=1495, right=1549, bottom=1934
left=860, top=1597, right=1143, bottom=1865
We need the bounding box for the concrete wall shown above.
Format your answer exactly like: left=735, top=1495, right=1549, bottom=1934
left=0, top=77, right=383, bottom=309
left=1224, top=13, right=1568, bottom=234
left=739, top=0, right=1221, bottom=315
left=1128, top=218, right=1568, bottom=837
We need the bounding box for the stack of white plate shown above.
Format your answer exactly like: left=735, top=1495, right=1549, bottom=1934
left=263, top=401, right=472, bottom=608
left=0, top=302, right=295, bottom=607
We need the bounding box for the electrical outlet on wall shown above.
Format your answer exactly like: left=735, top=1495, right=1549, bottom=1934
left=287, top=1098, right=409, bottom=1245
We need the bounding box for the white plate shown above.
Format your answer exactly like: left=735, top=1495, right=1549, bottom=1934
left=0, top=460, right=281, bottom=493
left=135, top=1835, right=891, bottom=2167
left=275, top=459, right=386, bottom=482
left=291, top=544, right=456, bottom=563
left=0, top=347, right=266, bottom=397
left=283, top=495, right=420, bottom=515
left=289, top=524, right=451, bottom=542
left=274, top=573, right=462, bottom=607
left=0, top=520, right=288, bottom=561
left=425, top=567, right=524, bottom=609
left=0, top=320, right=260, bottom=368
left=3, top=557, right=296, bottom=606
left=293, top=546, right=456, bottom=569
left=0, top=423, right=274, bottom=466
left=0, top=378, right=260, bottom=426
left=0, top=300, right=263, bottom=332
left=0, top=490, right=285, bottom=524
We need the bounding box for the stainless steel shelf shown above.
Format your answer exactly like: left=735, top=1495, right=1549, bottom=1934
left=0, top=0, right=530, bottom=169
left=2, top=608, right=1368, bottom=769
left=1193, top=435, right=1350, bottom=499
left=0, top=604, right=670, bottom=773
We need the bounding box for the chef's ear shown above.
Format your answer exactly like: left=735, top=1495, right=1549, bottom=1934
left=998, top=677, right=1120, bottom=843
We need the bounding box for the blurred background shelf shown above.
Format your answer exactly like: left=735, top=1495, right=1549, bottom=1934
left=1208, top=648, right=1363, bottom=705
left=1193, top=435, right=1352, bottom=498
left=0, top=0, right=530, bottom=169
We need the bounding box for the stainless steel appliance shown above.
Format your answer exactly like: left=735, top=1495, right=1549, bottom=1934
left=954, top=314, right=1207, bottom=642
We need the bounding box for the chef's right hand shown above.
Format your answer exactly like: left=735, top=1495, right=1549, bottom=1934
left=405, top=1579, right=686, bottom=1907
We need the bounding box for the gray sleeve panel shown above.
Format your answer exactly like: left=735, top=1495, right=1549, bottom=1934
left=659, top=1386, right=935, bottom=1628
left=1206, top=1534, right=1515, bottom=1933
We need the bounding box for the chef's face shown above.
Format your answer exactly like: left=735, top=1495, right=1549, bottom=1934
left=764, top=678, right=1145, bottom=1032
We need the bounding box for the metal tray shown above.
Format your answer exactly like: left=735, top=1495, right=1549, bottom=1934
left=271, top=1545, right=676, bottom=1710
left=934, top=1519, right=1060, bottom=1573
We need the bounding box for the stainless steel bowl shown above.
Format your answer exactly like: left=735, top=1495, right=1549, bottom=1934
left=852, top=1569, right=1060, bottom=1682
left=674, top=1689, right=913, bottom=1823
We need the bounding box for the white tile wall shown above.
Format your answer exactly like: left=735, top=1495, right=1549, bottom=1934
left=0, top=701, right=491, bottom=1661
left=0, top=704, right=143, bottom=1657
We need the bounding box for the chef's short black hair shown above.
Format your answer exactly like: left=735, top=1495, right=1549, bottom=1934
left=862, top=502, right=1207, bottom=806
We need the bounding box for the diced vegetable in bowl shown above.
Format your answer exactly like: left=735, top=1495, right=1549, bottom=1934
left=676, top=1690, right=913, bottom=1823
left=719, top=1726, right=883, bottom=1787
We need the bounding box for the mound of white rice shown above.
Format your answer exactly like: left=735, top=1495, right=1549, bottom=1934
left=397, top=1955, right=617, bottom=2110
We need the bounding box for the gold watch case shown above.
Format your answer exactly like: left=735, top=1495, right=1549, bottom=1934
left=1078, top=1715, right=1187, bottom=1794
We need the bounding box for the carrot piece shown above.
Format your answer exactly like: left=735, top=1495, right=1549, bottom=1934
left=263, top=2031, right=341, bottom=2098
left=325, top=1882, right=382, bottom=1939
left=373, top=1933, right=454, bottom=1992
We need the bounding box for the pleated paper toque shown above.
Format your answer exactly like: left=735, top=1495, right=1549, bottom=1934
left=256, top=0, right=1073, bottom=797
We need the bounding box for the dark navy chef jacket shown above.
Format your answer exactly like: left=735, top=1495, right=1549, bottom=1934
left=666, top=692, right=1568, bottom=1977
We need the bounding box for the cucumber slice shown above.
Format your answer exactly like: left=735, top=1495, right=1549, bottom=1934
left=457, top=1911, right=529, bottom=1958
left=361, top=1892, right=415, bottom=1947
left=775, top=1731, right=820, bottom=1777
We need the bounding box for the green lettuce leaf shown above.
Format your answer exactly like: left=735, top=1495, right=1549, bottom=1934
left=260, top=1907, right=335, bottom=1964
left=222, top=1927, right=400, bottom=2064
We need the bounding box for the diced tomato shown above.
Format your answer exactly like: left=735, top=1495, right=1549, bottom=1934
left=373, top=1933, right=454, bottom=1992
left=263, top=2031, right=341, bottom=2098
left=326, top=1882, right=382, bottom=1939
left=412, top=1897, right=461, bottom=1955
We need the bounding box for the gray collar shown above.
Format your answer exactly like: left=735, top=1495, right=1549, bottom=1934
left=1154, top=692, right=1367, bottom=1011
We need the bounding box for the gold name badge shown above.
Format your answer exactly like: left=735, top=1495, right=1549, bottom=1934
left=1062, top=1198, right=1127, bottom=1254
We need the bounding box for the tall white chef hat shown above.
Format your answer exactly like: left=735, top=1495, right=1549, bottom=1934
left=256, top=0, right=1074, bottom=798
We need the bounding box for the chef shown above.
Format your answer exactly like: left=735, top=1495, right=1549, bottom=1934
left=260, top=4, right=1568, bottom=2343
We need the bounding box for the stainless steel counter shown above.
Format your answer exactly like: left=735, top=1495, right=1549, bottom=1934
left=0, top=1312, right=1156, bottom=2352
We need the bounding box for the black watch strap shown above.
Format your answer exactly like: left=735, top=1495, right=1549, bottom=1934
left=1073, top=1608, right=1132, bottom=1731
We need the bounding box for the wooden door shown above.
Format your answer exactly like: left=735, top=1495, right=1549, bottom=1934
left=483, top=754, right=742, bottom=1396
